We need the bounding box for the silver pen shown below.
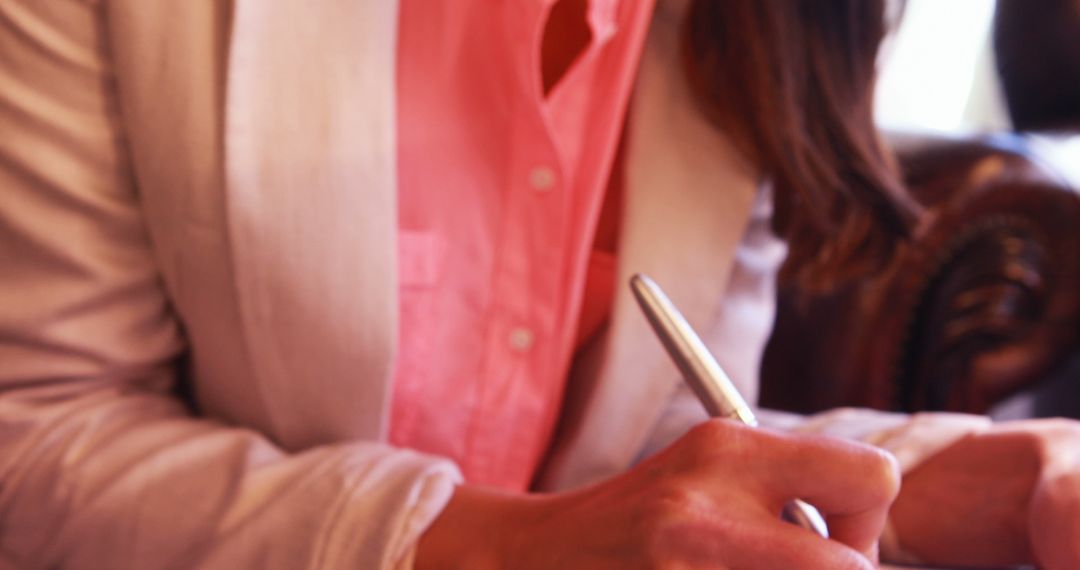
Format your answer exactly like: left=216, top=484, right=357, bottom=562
left=630, top=273, right=830, bottom=538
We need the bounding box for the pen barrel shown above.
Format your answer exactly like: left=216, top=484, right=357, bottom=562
left=630, top=275, right=756, bottom=422
left=629, top=274, right=829, bottom=540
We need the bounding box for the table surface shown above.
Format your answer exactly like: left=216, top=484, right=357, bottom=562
left=885, top=561, right=1036, bottom=565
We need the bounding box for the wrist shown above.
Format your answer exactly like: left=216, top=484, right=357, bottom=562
left=414, top=485, right=542, bottom=570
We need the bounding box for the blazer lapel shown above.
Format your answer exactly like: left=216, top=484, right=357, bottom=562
left=538, top=0, right=761, bottom=490
left=223, top=0, right=401, bottom=447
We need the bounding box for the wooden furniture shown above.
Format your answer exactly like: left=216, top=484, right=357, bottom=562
left=759, top=133, right=1080, bottom=416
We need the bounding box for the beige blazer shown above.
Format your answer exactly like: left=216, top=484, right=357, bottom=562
left=0, top=0, right=782, bottom=567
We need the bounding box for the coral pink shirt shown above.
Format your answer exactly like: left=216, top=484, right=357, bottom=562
left=393, top=0, right=653, bottom=490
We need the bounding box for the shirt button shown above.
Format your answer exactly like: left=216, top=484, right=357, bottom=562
left=508, top=327, right=535, bottom=352
left=529, top=166, right=556, bottom=191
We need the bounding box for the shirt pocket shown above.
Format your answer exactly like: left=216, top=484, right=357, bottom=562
left=397, top=230, right=446, bottom=289
left=391, top=229, right=446, bottom=434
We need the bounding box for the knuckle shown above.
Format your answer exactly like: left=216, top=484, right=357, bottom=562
left=801, top=437, right=900, bottom=504
left=687, top=419, right=732, bottom=446
left=684, top=420, right=751, bottom=459
left=637, top=483, right=732, bottom=547
left=647, top=483, right=712, bottom=520
left=640, top=503, right=739, bottom=568
left=861, top=447, right=902, bottom=501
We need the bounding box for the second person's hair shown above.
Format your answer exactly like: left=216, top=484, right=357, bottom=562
left=683, top=0, right=920, bottom=289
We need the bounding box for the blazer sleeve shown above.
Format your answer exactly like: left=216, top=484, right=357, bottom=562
left=0, top=2, right=460, bottom=569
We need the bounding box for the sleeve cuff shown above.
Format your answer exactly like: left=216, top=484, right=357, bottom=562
left=316, top=446, right=463, bottom=570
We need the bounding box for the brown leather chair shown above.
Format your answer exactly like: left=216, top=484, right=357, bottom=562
left=759, top=133, right=1080, bottom=416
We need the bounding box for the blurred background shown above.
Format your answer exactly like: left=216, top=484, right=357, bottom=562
left=760, top=0, right=1080, bottom=423
left=877, top=0, right=1007, bottom=134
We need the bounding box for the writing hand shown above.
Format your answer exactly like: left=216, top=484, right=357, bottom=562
left=417, top=420, right=900, bottom=569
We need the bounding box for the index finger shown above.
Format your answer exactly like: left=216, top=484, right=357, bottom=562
left=753, top=430, right=901, bottom=555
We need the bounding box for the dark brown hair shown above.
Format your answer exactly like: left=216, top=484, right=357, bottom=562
left=683, top=0, right=920, bottom=289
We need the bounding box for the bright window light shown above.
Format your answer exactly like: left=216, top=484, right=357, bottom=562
left=876, top=0, right=1005, bottom=133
